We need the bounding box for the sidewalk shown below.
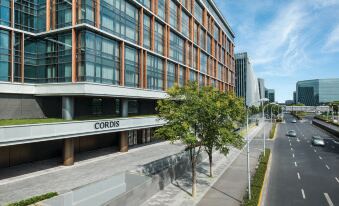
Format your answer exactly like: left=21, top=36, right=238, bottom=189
left=0, top=141, right=185, bottom=205
left=141, top=123, right=267, bottom=206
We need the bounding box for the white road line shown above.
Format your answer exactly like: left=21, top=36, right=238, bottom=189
left=326, top=164, right=330, bottom=170
left=295, top=162, right=298, bottom=167
left=297, top=172, right=301, bottom=180
left=301, top=189, right=306, bottom=199
left=324, top=193, right=334, bottom=206
left=292, top=153, right=295, bottom=158
left=290, top=142, right=292, bottom=146
left=314, top=149, right=317, bottom=152
left=291, top=148, right=293, bottom=151
left=319, top=156, right=322, bottom=160
left=335, top=177, right=339, bottom=183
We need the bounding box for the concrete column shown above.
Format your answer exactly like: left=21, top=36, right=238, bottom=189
left=63, top=138, right=74, bottom=166
left=120, top=131, right=128, bottom=152
left=120, top=99, right=128, bottom=118
left=62, top=96, right=74, bottom=120
left=120, top=99, right=129, bottom=152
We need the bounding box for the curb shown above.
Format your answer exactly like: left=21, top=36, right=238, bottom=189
left=271, top=123, right=279, bottom=140
left=258, top=152, right=272, bottom=206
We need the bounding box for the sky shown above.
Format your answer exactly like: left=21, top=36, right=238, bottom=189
left=214, top=0, right=339, bottom=103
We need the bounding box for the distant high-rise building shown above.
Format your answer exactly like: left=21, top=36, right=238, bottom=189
left=235, top=52, right=260, bottom=106
left=293, top=91, right=296, bottom=104
left=296, top=78, right=339, bottom=106
left=258, top=78, right=265, bottom=99
left=285, top=100, right=294, bottom=105
left=265, top=88, right=275, bottom=102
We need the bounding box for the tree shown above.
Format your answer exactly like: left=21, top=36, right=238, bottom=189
left=155, top=82, right=205, bottom=198
left=156, top=82, right=246, bottom=197
left=199, top=87, right=245, bottom=177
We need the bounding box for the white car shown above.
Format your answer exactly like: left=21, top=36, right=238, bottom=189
left=291, top=119, right=297, bottom=123
left=312, top=136, right=325, bottom=146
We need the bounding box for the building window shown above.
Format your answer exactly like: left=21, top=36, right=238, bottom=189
left=0, top=30, right=9, bottom=81
left=125, top=46, right=139, bottom=87
left=207, top=35, right=211, bottom=54
left=193, top=47, right=198, bottom=70
left=194, top=0, right=203, bottom=24
left=218, top=63, right=223, bottom=80
left=154, top=21, right=164, bottom=55
left=100, top=0, right=139, bottom=44
left=179, top=66, right=185, bottom=86
left=200, top=52, right=208, bottom=74
left=167, top=62, right=176, bottom=89
left=199, top=74, right=204, bottom=86
left=147, top=54, right=164, bottom=90
left=157, top=0, right=165, bottom=20
left=169, top=0, right=177, bottom=29
left=182, top=11, right=189, bottom=38
left=189, top=70, right=197, bottom=82
left=136, top=0, right=151, bottom=10
left=78, top=31, right=120, bottom=85
left=169, top=31, right=184, bottom=63
left=214, top=24, right=219, bottom=41
left=128, top=100, right=139, bottom=114
left=128, top=130, right=138, bottom=146
left=0, top=0, right=10, bottom=26
left=92, top=98, right=103, bottom=115
left=55, top=0, right=72, bottom=29
left=200, top=28, right=206, bottom=50
left=143, top=14, right=151, bottom=49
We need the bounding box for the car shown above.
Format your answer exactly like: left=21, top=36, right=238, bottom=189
left=312, top=136, right=325, bottom=146
left=291, top=119, right=297, bottom=123
left=287, top=130, right=297, bottom=137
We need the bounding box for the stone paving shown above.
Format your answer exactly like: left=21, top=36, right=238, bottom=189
left=141, top=124, right=266, bottom=206
left=0, top=141, right=185, bottom=205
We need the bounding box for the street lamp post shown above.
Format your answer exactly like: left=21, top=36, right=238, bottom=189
left=259, top=98, right=269, bottom=156
left=246, top=107, right=251, bottom=200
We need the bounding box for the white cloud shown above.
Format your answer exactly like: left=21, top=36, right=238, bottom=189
left=323, top=25, right=339, bottom=53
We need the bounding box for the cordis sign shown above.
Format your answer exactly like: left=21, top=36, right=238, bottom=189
left=94, top=121, right=120, bottom=129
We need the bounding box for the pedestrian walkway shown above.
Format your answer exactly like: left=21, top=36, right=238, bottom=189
left=141, top=124, right=267, bottom=206
left=0, top=141, right=185, bottom=205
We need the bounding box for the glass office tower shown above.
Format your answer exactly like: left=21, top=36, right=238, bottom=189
left=296, top=78, right=339, bottom=106
left=0, top=0, right=236, bottom=168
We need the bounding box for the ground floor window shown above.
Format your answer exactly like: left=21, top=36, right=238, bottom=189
left=128, top=130, right=138, bottom=146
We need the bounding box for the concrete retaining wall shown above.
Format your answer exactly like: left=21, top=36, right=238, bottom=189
left=104, top=150, right=205, bottom=206
left=312, top=120, right=339, bottom=137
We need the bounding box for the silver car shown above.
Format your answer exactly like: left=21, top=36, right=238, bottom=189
left=287, top=130, right=297, bottom=137
left=312, top=136, right=325, bottom=146
left=291, top=119, right=297, bottom=123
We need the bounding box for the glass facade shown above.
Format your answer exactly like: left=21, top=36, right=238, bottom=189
left=297, top=79, right=339, bottom=106
left=0, top=0, right=235, bottom=92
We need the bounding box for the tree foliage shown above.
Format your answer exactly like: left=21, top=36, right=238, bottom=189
left=155, top=82, right=245, bottom=195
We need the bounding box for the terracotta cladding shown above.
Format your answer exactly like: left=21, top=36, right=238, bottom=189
left=3, top=0, right=235, bottom=93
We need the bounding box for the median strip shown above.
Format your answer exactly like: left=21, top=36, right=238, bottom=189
left=242, top=149, right=271, bottom=206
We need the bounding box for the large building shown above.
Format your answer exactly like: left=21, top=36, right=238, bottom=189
left=235, top=52, right=260, bottom=106
left=265, top=88, right=275, bottom=102
left=296, top=78, right=339, bottom=106
left=258, top=78, right=265, bottom=99
left=0, top=0, right=236, bottom=168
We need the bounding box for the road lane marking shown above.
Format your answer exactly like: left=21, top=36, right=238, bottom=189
left=326, top=164, right=330, bottom=170
left=324, top=193, right=334, bottom=206
left=297, top=138, right=300, bottom=142
left=292, top=153, right=295, bottom=158
left=294, top=162, right=298, bottom=167
left=297, top=172, right=301, bottom=180
left=314, top=149, right=317, bottom=152
left=290, top=142, right=292, bottom=146
left=291, top=148, right=293, bottom=151
left=335, top=177, right=339, bottom=183
left=319, top=156, right=322, bottom=160
left=301, top=189, right=306, bottom=199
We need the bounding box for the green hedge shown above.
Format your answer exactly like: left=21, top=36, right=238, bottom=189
left=7, top=192, right=58, bottom=206
left=269, top=123, right=276, bottom=139
left=291, top=112, right=304, bottom=120
left=314, top=115, right=339, bottom=126
left=243, top=149, right=271, bottom=206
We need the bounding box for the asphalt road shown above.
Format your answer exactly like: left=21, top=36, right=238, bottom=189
left=265, top=114, right=339, bottom=206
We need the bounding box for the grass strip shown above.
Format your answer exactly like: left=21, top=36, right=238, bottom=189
left=269, top=123, right=276, bottom=139
left=243, top=149, right=271, bottom=206
left=7, top=192, right=58, bottom=206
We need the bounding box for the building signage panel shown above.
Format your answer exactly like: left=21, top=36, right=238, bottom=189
left=94, top=121, right=120, bottom=129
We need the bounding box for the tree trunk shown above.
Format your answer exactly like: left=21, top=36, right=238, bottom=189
left=208, top=152, right=213, bottom=177
left=191, top=156, right=197, bottom=198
